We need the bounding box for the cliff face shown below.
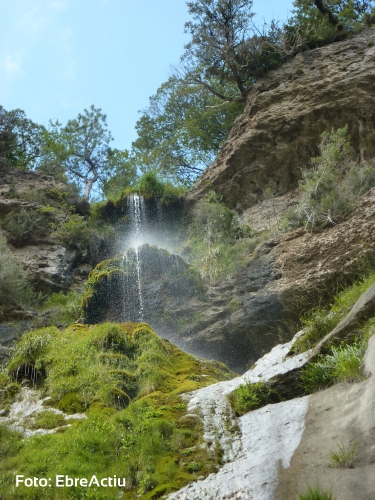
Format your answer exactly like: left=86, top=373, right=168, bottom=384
left=188, top=28, right=375, bottom=211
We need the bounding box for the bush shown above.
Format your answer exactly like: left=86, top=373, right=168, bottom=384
left=38, top=290, right=82, bottom=326
left=293, top=126, right=375, bottom=230
left=55, top=213, right=93, bottom=250
left=1, top=209, right=42, bottom=245
left=138, top=171, right=165, bottom=198
left=187, top=191, right=254, bottom=283
left=7, top=326, right=59, bottom=382
left=0, top=234, right=38, bottom=314
left=137, top=171, right=186, bottom=203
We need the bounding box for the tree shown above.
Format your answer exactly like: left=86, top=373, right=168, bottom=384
left=290, top=0, right=375, bottom=46
left=101, top=149, right=137, bottom=199
left=177, top=0, right=284, bottom=102
left=41, top=106, right=118, bottom=201
left=0, top=106, right=42, bottom=170
left=131, top=77, right=244, bottom=183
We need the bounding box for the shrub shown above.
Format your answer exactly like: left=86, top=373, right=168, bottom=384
left=0, top=234, right=38, bottom=314
left=137, top=171, right=187, bottom=203
left=7, top=326, right=59, bottom=382
left=138, top=171, right=165, bottom=198
left=1, top=208, right=42, bottom=245
left=293, top=126, right=375, bottom=230
left=38, top=290, right=82, bottom=326
left=55, top=213, right=93, bottom=250
left=187, top=191, right=257, bottom=283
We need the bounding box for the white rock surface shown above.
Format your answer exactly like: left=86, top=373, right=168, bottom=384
left=0, top=387, right=86, bottom=436
left=168, top=332, right=310, bottom=499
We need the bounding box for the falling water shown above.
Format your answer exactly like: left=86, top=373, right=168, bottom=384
left=127, top=193, right=147, bottom=248
left=119, top=193, right=183, bottom=322
left=135, top=247, right=144, bottom=321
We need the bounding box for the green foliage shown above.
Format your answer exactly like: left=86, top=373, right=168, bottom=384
left=292, top=126, right=375, bottom=230
left=290, top=0, right=375, bottom=49
left=0, top=105, right=43, bottom=170
left=132, top=77, right=244, bottom=183
left=0, top=372, right=20, bottom=410
left=1, top=208, right=43, bottom=246
left=101, top=148, right=137, bottom=200
left=7, top=326, right=59, bottom=382
left=301, top=340, right=366, bottom=393
left=229, top=381, right=282, bottom=415
left=41, top=105, right=129, bottom=200
left=38, top=290, right=83, bottom=326
left=55, top=213, right=94, bottom=251
left=292, top=270, right=375, bottom=353
left=298, top=484, right=335, bottom=500
left=136, top=172, right=187, bottom=203
left=0, top=234, right=39, bottom=314
left=1, top=322, right=234, bottom=499
left=181, top=0, right=285, bottom=102
left=330, top=438, right=356, bottom=468
left=26, top=411, right=67, bottom=430
left=186, top=191, right=259, bottom=283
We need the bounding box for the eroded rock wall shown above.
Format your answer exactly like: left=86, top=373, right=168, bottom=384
left=188, top=28, right=375, bottom=211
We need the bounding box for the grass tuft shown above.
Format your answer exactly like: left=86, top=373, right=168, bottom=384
left=299, top=484, right=335, bottom=500
left=330, top=438, right=356, bottom=468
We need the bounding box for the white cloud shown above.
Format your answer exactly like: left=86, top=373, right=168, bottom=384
left=1, top=54, right=23, bottom=78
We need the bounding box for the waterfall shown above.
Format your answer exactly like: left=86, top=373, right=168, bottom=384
left=121, top=248, right=144, bottom=322
left=135, top=247, right=144, bottom=321
left=127, top=193, right=147, bottom=248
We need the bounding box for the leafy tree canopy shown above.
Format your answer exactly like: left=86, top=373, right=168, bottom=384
left=40, top=105, right=134, bottom=201
left=177, top=0, right=288, bottom=103
left=289, top=0, right=375, bottom=47
left=131, top=77, right=244, bottom=183
left=0, top=106, right=43, bottom=170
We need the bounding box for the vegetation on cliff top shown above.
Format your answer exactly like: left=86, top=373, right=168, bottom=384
left=0, top=322, right=234, bottom=499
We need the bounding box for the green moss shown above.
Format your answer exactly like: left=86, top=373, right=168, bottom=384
left=1, top=321, right=234, bottom=499
left=229, top=381, right=283, bottom=416
left=0, top=373, right=21, bottom=411
left=26, top=411, right=66, bottom=430
left=56, top=393, right=86, bottom=414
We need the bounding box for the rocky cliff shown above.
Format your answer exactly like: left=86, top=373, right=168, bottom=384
left=188, top=27, right=375, bottom=211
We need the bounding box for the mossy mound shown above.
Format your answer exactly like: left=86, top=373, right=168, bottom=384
left=1, top=321, right=235, bottom=499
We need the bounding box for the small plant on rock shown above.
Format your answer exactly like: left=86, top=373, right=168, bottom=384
left=330, top=438, right=356, bottom=468
left=229, top=381, right=282, bottom=416
left=298, top=484, right=335, bottom=500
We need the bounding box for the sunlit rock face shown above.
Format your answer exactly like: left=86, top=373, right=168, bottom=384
left=188, top=28, right=375, bottom=211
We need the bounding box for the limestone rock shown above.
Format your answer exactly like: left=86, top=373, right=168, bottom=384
left=188, top=28, right=375, bottom=211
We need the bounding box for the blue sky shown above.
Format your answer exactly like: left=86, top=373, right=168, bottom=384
left=0, top=0, right=293, bottom=151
